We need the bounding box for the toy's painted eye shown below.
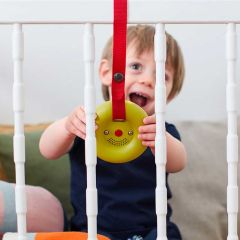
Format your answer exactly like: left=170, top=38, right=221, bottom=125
left=128, top=130, right=133, bottom=136
left=104, top=130, right=109, bottom=135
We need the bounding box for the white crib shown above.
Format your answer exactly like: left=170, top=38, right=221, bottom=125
left=0, top=1, right=239, bottom=240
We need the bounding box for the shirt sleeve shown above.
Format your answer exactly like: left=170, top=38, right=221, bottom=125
left=165, top=122, right=181, bottom=141
left=69, top=136, right=84, bottom=154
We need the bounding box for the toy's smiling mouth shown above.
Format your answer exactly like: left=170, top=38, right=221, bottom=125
left=129, top=92, right=148, bottom=107
left=107, top=137, right=129, bottom=146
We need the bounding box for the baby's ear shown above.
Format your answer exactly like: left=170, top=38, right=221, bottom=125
left=99, top=59, right=112, bottom=86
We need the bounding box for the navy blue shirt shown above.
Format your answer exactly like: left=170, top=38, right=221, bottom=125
left=69, top=123, right=181, bottom=240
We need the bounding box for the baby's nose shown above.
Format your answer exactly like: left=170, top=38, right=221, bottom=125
left=139, top=72, right=155, bottom=86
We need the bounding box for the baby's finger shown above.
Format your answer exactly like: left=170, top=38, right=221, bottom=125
left=72, top=128, right=86, bottom=140
left=66, top=120, right=86, bottom=139
left=75, top=106, right=86, bottom=124
left=139, top=124, right=156, bottom=133
left=142, top=140, right=155, bottom=148
left=143, top=115, right=156, bottom=124
left=71, top=117, right=86, bottom=135
left=138, top=133, right=156, bottom=141
left=73, top=116, right=98, bottom=132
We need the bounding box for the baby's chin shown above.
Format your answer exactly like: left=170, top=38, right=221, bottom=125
left=144, top=101, right=155, bottom=115
left=143, top=106, right=154, bottom=116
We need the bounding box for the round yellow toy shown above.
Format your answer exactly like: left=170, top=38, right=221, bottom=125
left=96, top=101, right=147, bottom=163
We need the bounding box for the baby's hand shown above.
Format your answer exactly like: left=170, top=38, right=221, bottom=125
left=65, top=106, right=97, bottom=140
left=138, top=115, right=156, bottom=155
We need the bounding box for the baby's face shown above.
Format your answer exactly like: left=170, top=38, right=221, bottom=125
left=124, top=44, right=174, bottom=115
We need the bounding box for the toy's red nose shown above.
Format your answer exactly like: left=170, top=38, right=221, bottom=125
left=115, top=129, right=123, bottom=137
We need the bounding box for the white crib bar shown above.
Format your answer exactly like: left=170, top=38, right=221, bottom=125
left=154, top=23, right=167, bottom=240
left=1, top=1, right=240, bottom=24
left=83, top=23, right=98, bottom=240
left=12, top=24, right=27, bottom=240
left=226, top=23, right=239, bottom=240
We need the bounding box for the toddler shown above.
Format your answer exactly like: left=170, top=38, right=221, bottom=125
left=39, top=25, right=187, bottom=240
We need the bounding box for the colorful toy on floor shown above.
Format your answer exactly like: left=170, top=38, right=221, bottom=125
left=3, top=232, right=110, bottom=240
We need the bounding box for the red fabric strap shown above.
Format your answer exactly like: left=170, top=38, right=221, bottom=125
left=112, top=0, right=127, bottom=121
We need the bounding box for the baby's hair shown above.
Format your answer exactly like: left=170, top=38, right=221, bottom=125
left=101, top=24, right=185, bottom=101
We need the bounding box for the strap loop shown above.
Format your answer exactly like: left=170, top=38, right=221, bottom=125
left=111, top=0, right=127, bottom=121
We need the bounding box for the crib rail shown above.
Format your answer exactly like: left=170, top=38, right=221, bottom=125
left=0, top=0, right=240, bottom=24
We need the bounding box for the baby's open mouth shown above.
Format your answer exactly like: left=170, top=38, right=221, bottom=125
left=129, top=93, right=148, bottom=107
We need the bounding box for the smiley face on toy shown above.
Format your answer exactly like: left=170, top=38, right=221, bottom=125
left=102, top=124, right=134, bottom=147
left=96, top=101, right=147, bottom=163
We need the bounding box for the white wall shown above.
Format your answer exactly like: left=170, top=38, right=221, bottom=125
left=0, top=24, right=239, bottom=124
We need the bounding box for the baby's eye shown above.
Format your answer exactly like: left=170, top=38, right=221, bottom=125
left=130, top=63, right=142, bottom=71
